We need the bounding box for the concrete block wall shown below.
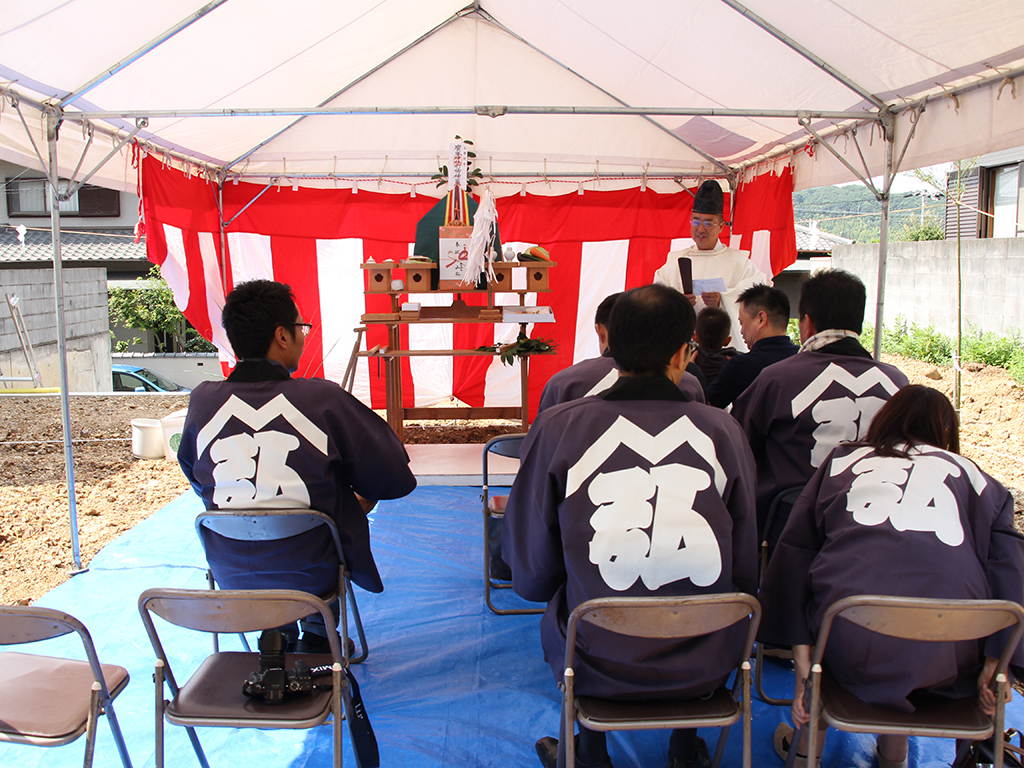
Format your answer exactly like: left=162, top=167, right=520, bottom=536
left=831, top=238, right=1024, bottom=339
left=0, top=268, right=112, bottom=391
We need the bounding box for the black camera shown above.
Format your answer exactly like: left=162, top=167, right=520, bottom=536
left=242, top=629, right=325, bottom=705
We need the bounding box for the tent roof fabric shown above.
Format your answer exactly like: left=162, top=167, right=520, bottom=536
left=1, top=1, right=1023, bottom=194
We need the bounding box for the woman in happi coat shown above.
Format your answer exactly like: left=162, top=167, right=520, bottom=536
left=758, top=385, right=1024, bottom=768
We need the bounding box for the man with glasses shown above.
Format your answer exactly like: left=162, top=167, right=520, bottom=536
left=178, top=279, right=416, bottom=651
left=654, top=179, right=768, bottom=351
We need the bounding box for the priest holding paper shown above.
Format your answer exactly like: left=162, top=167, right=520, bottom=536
left=654, top=180, right=768, bottom=352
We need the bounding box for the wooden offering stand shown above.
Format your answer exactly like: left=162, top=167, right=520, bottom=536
left=358, top=260, right=555, bottom=441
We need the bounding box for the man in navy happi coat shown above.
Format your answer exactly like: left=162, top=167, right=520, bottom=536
left=538, top=292, right=705, bottom=414
left=731, top=269, right=907, bottom=547
left=505, top=284, right=757, bottom=768
left=179, top=280, right=415, bottom=647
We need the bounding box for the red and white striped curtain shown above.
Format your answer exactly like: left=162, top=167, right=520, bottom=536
left=142, top=156, right=794, bottom=419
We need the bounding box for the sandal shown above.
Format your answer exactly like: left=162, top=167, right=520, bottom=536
left=774, top=723, right=807, bottom=768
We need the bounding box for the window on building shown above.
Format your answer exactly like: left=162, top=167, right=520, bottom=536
left=990, top=164, right=1024, bottom=238
left=5, top=177, right=120, bottom=218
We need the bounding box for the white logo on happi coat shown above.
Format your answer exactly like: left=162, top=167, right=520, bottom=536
left=830, top=446, right=988, bottom=546
left=196, top=394, right=328, bottom=509
left=790, top=363, right=902, bottom=467
left=566, top=415, right=726, bottom=592
left=583, top=369, right=619, bottom=398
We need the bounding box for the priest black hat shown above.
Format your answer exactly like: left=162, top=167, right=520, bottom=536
left=692, top=180, right=724, bottom=216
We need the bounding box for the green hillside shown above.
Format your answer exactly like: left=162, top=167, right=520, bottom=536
left=793, top=184, right=945, bottom=242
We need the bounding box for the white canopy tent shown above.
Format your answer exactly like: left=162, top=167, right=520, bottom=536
left=2, top=0, right=1024, bottom=567
left=3, top=1, right=1024, bottom=192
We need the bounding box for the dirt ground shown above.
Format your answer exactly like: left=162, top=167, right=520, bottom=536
left=0, top=355, right=1022, bottom=605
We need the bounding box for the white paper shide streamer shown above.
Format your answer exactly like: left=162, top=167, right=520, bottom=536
left=462, top=186, right=498, bottom=286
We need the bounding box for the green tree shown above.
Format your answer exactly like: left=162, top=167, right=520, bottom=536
left=108, top=265, right=215, bottom=353
left=896, top=216, right=944, bottom=241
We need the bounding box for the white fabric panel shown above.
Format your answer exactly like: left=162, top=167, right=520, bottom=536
left=159, top=224, right=190, bottom=309
left=226, top=232, right=275, bottom=287
left=197, top=232, right=232, bottom=364
left=574, top=240, right=628, bottom=363
left=316, top=238, right=369, bottom=403
left=750, top=231, right=773, bottom=278
left=483, top=290, right=537, bottom=407
left=408, top=292, right=454, bottom=407
left=481, top=240, right=536, bottom=405
left=669, top=237, right=696, bottom=253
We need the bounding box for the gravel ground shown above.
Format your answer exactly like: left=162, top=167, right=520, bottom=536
left=0, top=356, right=1021, bottom=605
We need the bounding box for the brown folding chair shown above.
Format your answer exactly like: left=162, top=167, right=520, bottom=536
left=195, top=508, right=367, bottom=663
left=0, top=605, right=133, bottom=768
left=139, top=587, right=351, bottom=768
left=560, top=593, right=761, bottom=768
left=803, top=595, right=1024, bottom=768
left=481, top=433, right=543, bottom=615
left=754, top=484, right=805, bottom=706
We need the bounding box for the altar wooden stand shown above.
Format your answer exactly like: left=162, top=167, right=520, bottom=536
left=359, top=261, right=555, bottom=441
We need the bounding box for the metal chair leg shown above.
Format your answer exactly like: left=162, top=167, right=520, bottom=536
left=105, top=699, right=134, bottom=768
left=84, top=682, right=100, bottom=768
left=755, top=643, right=794, bottom=705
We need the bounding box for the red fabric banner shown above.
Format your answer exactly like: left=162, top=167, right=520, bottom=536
left=142, top=156, right=794, bottom=419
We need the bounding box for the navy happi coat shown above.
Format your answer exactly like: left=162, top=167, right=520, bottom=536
left=179, top=359, right=416, bottom=594
left=759, top=443, right=1024, bottom=711
left=505, top=373, right=757, bottom=699
left=537, top=352, right=704, bottom=415
left=731, top=339, right=908, bottom=537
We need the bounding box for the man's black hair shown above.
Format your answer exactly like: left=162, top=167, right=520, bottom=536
left=737, top=283, right=791, bottom=330
left=221, top=280, right=299, bottom=360
left=798, top=268, right=866, bottom=334
left=594, top=292, right=622, bottom=327
left=695, top=307, right=732, bottom=350
left=608, top=284, right=695, bottom=376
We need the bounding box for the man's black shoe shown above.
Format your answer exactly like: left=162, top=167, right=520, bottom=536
left=665, top=736, right=711, bottom=768
left=295, top=632, right=356, bottom=657
left=535, top=736, right=614, bottom=768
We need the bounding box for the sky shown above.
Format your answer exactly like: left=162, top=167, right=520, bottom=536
left=843, top=163, right=952, bottom=195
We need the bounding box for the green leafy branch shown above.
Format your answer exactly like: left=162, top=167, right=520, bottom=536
left=477, top=331, right=557, bottom=366
left=431, top=136, right=485, bottom=188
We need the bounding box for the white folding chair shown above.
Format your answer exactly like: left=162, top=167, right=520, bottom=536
left=139, top=588, right=350, bottom=768
left=0, top=605, right=133, bottom=768
left=803, top=595, right=1024, bottom=768
left=560, top=594, right=761, bottom=768
left=195, top=508, right=367, bottom=662
left=481, top=433, right=543, bottom=615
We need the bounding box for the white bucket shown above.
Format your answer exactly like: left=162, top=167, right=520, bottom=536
left=161, top=409, right=188, bottom=460
left=131, top=418, right=165, bottom=459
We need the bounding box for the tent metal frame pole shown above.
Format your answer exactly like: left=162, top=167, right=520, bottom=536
left=719, top=0, right=886, bottom=111
left=473, top=7, right=734, bottom=178
left=71, top=105, right=873, bottom=121
left=58, top=0, right=232, bottom=108
left=873, top=119, right=897, bottom=360
left=225, top=4, right=479, bottom=172
left=63, top=120, right=148, bottom=198
left=798, top=116, right=880, bottom=196
left=216, top=178, right=229, bottom=296
left=45, top=108, right=84, bottom=573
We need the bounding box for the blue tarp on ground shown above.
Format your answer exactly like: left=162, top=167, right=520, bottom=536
left=2, top=486, right=1020, bottom=767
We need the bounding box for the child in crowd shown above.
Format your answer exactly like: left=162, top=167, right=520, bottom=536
left=693, top=306, right=737, bottom=386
